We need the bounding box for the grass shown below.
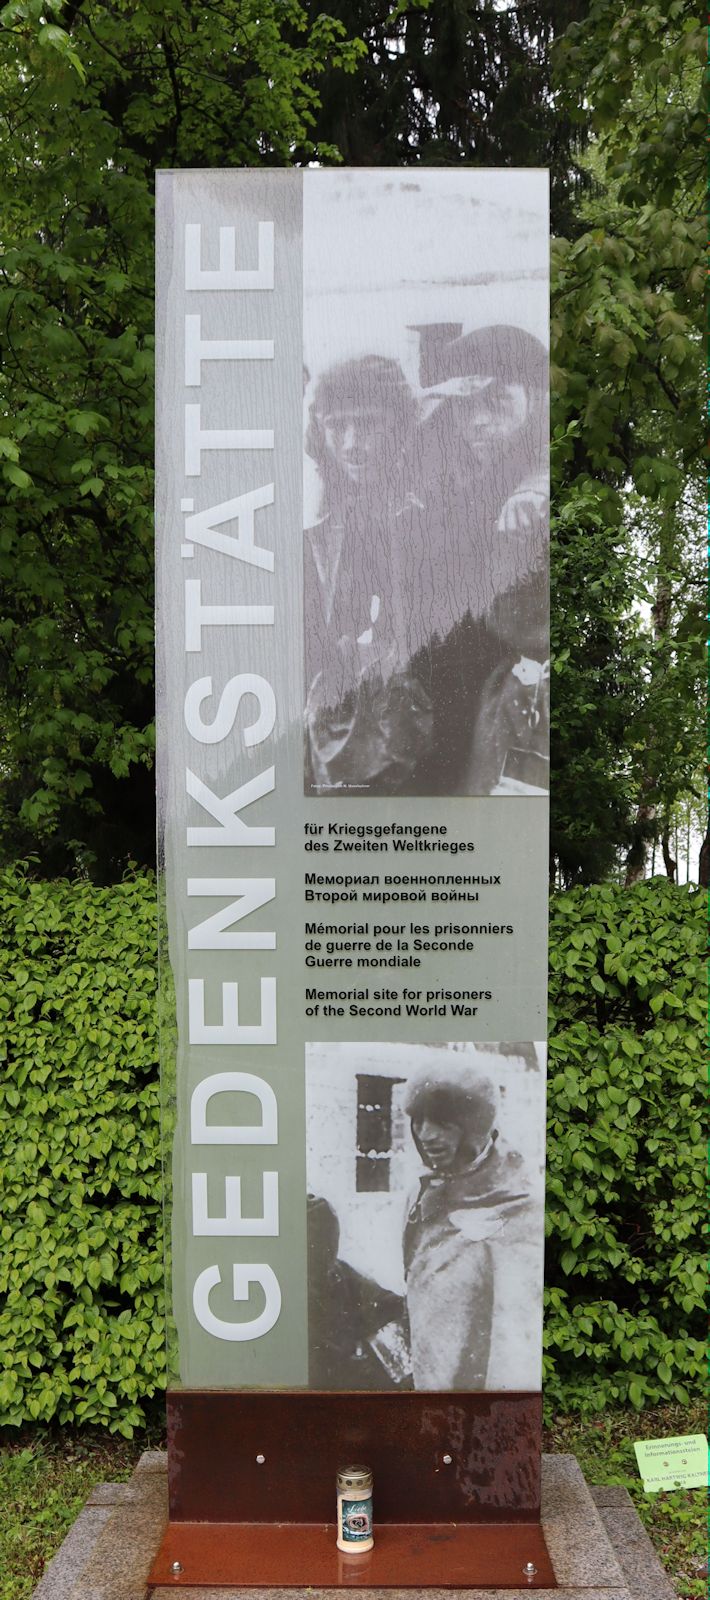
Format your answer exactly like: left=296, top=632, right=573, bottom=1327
left=543, top=1402, right=707, bottom=1600
left=0, top=1424, right=162, bottom=1600
left=0, top=1405, right=705, bottom=1600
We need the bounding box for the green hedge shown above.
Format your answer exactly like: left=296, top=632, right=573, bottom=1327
left=0, top=867, right=703, bottom=1429
left=544, top=879, right=704, bottom=1410
left=0, top=869, right=163, bottom=1435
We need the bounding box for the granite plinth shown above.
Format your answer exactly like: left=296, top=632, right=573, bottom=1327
left=590, top=1488, right=676, bottom=1600
left=30, top=1508, right=113, bottom=1600
left=28, top=1450, right=679, bottom=1600
left=67, top=1453, right=168, bottom=1600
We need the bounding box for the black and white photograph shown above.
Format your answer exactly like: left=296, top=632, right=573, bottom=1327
left=303, top=171, right=549, bottom=798
left=306, top=1040, right=545, bottom=1393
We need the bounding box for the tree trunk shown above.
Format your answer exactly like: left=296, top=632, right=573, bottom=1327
left=699, top=829, right=709, bottom=889
left=624, top=800, right=655, bottom=886
left=661, top=822, right=676, bottom=882
left=624, top=524, right=673, bottom=886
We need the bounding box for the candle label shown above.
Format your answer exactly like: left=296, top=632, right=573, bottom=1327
left=341, top=1497, right=373, bottom=1542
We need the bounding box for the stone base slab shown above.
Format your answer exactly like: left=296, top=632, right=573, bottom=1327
left=29, top=1451, right=676, bottom=1600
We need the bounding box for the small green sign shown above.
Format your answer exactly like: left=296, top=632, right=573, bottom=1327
left=633, top=1434, right=708, bottom=1492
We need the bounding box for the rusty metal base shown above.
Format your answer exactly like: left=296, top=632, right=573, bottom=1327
left=153, top=1391, right=555, bottom=1589
left=165, top=1391, right=543, bottom=1524
left=149, top=1519, right=556, bottom=1588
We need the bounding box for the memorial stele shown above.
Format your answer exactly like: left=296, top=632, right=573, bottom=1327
left=153, top=166, right=553, bottom=1588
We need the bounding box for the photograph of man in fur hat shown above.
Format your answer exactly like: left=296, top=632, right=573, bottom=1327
left=402, top=1061, right=535, bottom=1389
left=305, top=1041, right=545, bottom=1391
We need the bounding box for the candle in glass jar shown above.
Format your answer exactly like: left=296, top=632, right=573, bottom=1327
left=336, top=1464, right=374, bottom=1553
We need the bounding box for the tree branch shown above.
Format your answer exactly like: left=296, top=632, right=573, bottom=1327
left=161, top=31, right=183, bottom=164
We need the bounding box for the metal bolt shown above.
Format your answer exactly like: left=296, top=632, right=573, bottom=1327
left=256, top=1453, right=266, bottom=1464
left=442, top=1453, right=453, bottom=1465
left=171, top=1560, right=183, bottom=1574
left=523, top=1561, right=538, bottom=1576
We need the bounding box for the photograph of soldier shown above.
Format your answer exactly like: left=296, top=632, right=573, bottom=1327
left=307, top=1192, right=412, bottom=1389
left=304, top=321, right=549, bottom=796
left=402, top=1061, right=534, bottom=1390
left=304, top=355, right=432, bottom=794
left=305, top=1042, right=544, bottom=1392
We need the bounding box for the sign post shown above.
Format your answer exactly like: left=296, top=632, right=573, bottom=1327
left=153, top=168, right=553, bottom=1588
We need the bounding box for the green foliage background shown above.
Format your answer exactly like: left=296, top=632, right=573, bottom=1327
left=544, top=878, right=704, bottom=1411
left=0, top=0, right=703, bottom=885
left=0, top=870, right=162, bottom=1436
left=0, top=870, right=703, bottom=1431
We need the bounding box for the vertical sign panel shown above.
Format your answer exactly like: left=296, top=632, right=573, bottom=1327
left=157, top=169, right=549, bottom=1397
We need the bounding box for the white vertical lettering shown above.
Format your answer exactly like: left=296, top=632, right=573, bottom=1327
left=190, top=1071, right=278, bottom=1145
left=184, top=676, right=276, bottom=745
left=192, top=1172, right=279, bottom=1236
left=188, top=979, right=277, bottom=1046
left=188, top=879, right=276, bottom=950
left=181, top=486, right=275, bottom=569
left=185, top=405, right=273, bottom=476
left=186, top=768, right=276, bottom=848
left=185, top=222, right=274, bottom=292
left=192, top=1264, right=281, bottom=1340
left=185, top=582, right=273, bottom=650
left=185, top=315, right=273, bottom=385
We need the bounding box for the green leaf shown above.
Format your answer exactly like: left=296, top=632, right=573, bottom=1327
left=3, top=463, right=32, bottom=489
